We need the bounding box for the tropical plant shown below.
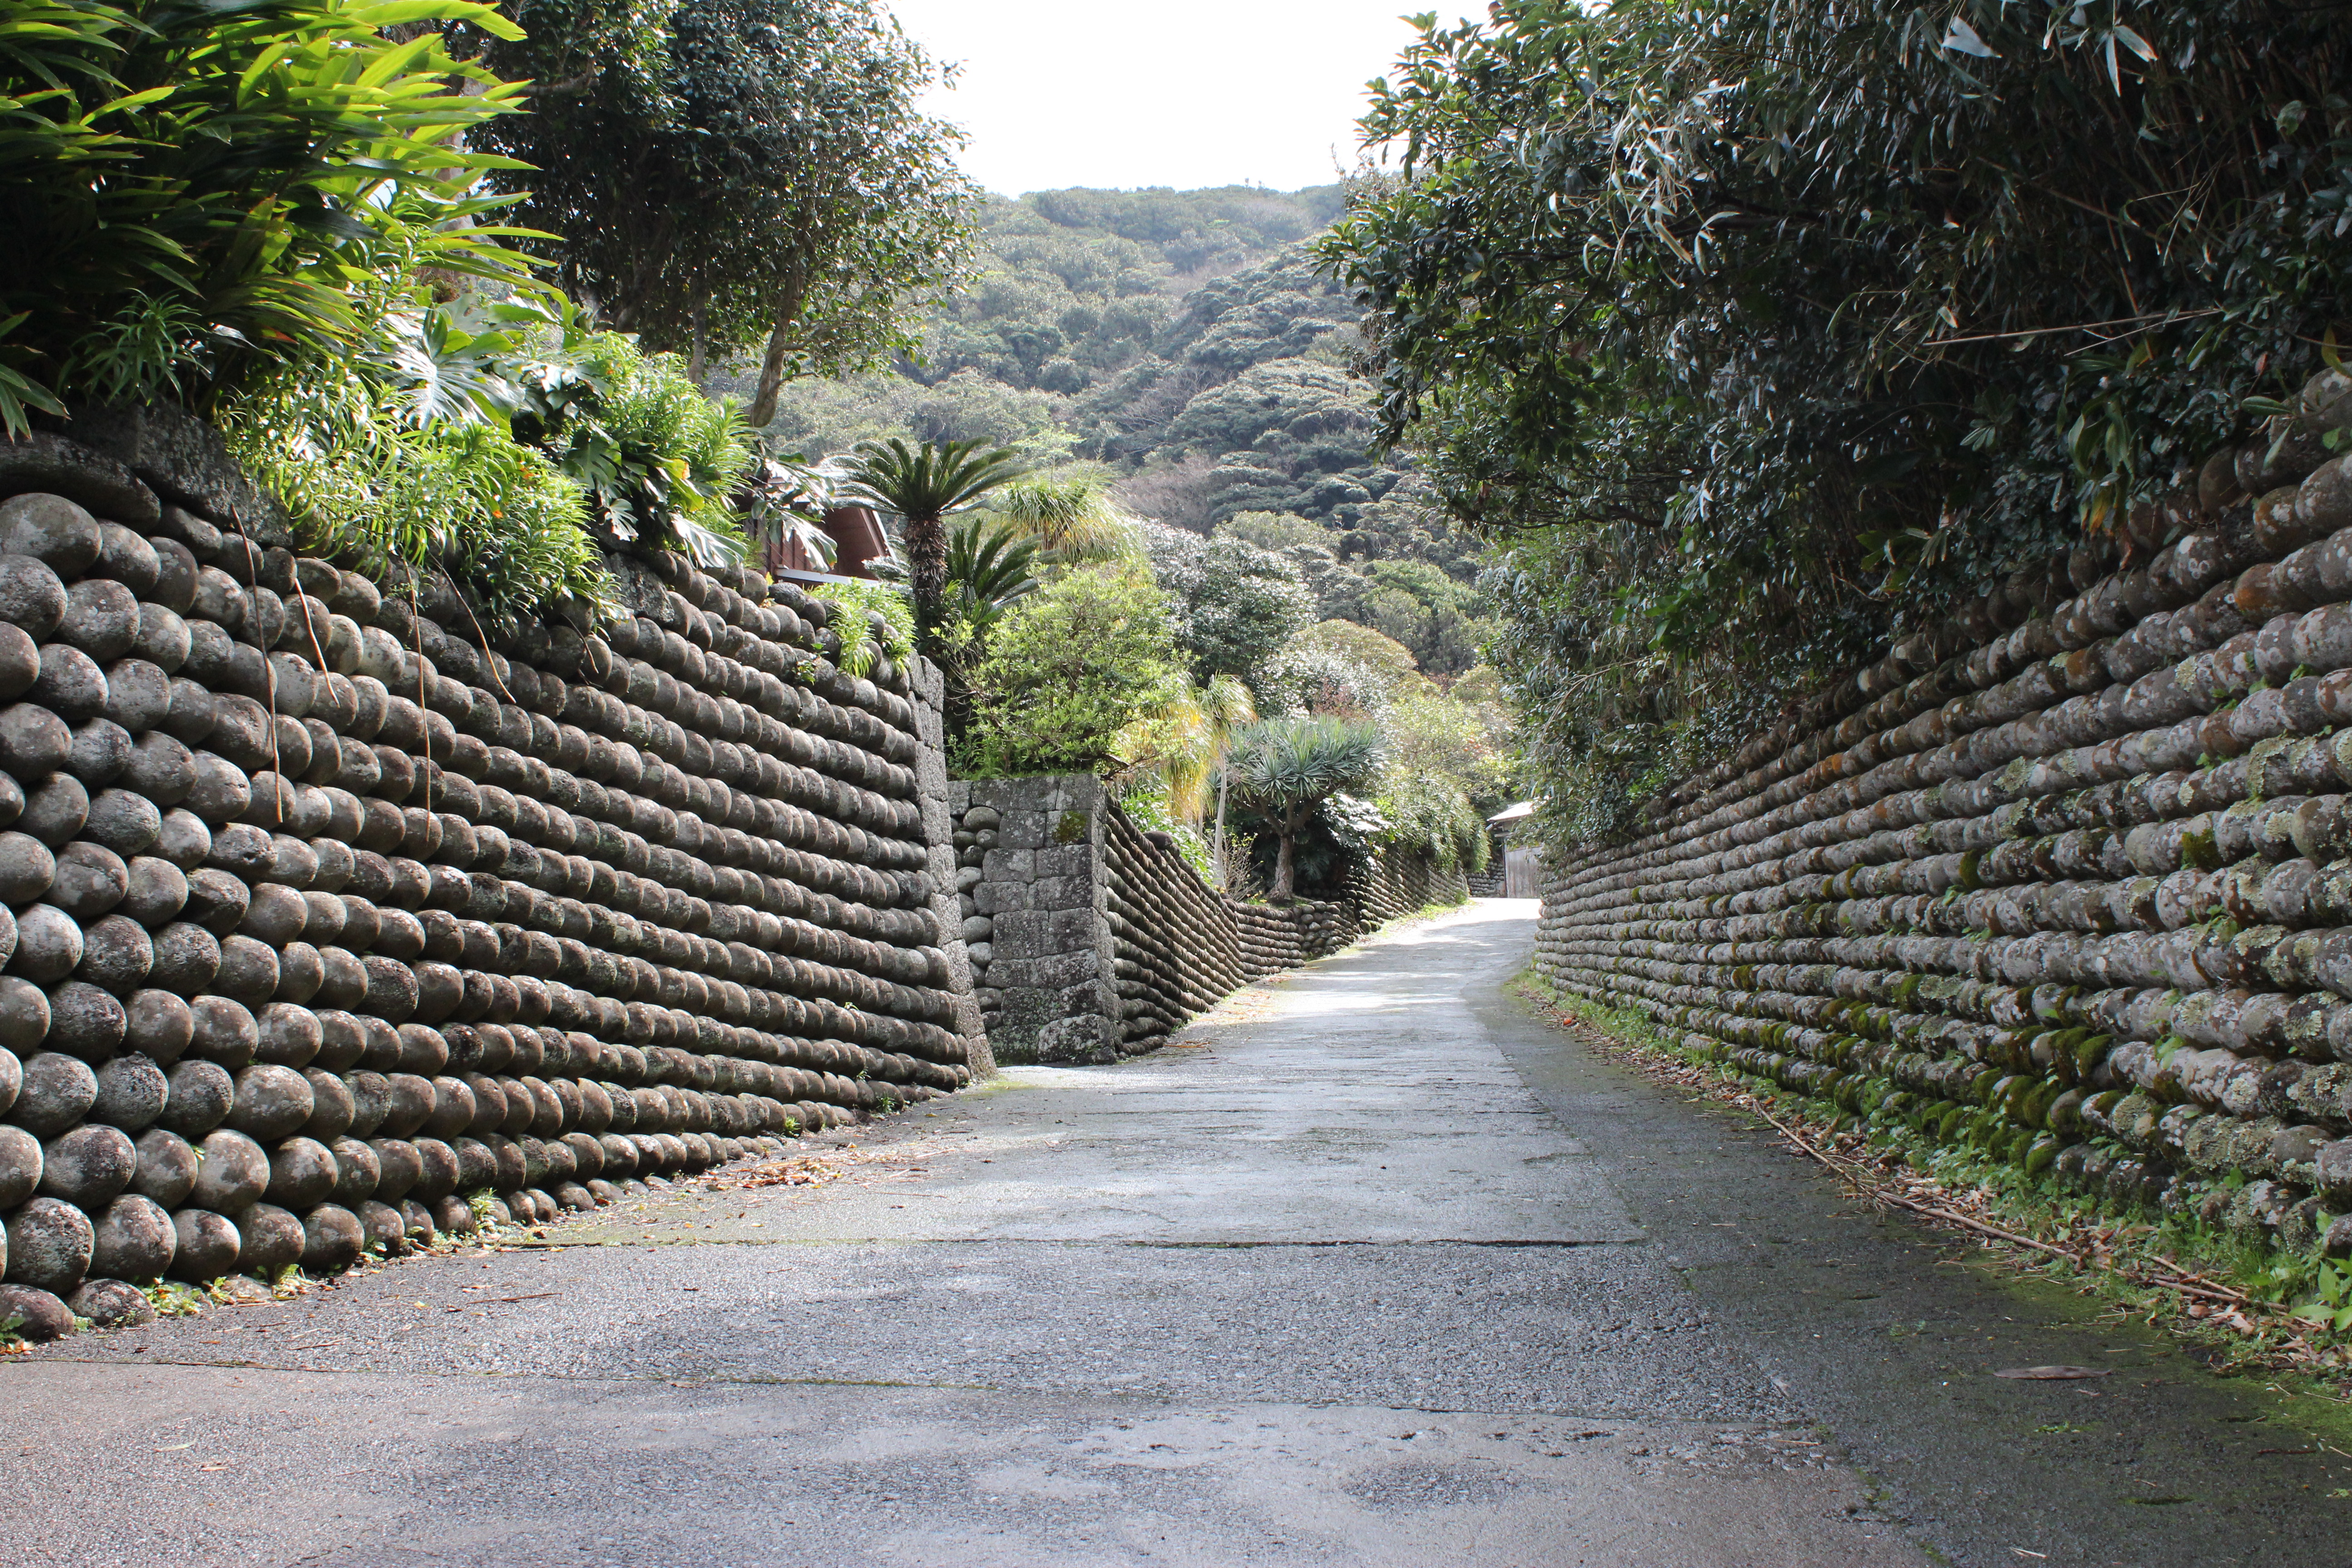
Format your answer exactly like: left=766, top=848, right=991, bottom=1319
left=1112, top=672, right=1259, bottom=889
left=979, top=466, right=1138, bottom=564
left=838, top=436, right=1027, bottom=654
left=0, top=0, right=539, bottom=433
left=945, top=517, right=1041, bottom=637
left=1221, top=717, right=1383, bottom=902
left=463, top=0, right=977, bottom=421
left=737, top=455, right=840, bottom=569
left=959, top=563, right=1185, bottom=777
left=810, top=578, right=912, bottom=679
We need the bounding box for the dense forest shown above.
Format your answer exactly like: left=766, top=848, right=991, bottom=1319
left=724, top=186, right=1496, bottom=681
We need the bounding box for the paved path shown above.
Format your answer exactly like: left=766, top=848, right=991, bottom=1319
left=8, top=900, right=2352, bottom=1565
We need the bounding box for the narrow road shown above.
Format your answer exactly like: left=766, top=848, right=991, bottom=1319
left=9, top=901, right=2352, bottom=1565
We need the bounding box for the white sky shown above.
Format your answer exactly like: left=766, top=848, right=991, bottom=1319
left=882, top=0, right=1445, bottom=196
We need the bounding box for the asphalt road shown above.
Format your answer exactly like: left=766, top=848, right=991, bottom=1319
left=8, top=899, right=2352, bottom=1566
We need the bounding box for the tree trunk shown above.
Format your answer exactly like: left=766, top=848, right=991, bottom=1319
left=908, top=510, right=949, bottom=658
left=1272, top=824, right=1297, bottom=904
left=1211, top=771, right=1231, bottom=892
left=745, top=259, right=810, bottom=428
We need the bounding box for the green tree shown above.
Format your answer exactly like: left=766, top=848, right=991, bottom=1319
left=466, top=0, right=975, bottom=421
left=1222, top=717, right=1383, bottom=902
left=1322, top=0, right=2352, bottom=829
left=1148, top=528, right=1316, bottom=685
left=963, top=564, right=1186, bottom=776
left=838, top=437, right=1026, bottom=657
left=980, top=466, right=1139, bottom=565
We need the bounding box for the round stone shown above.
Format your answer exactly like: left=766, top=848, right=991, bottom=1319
left=123, top=988, right=191, bottom=1063
left=88, top=1192, right=175, bottom=1282
left=167, top=1209, right=240, bottom=1282
left=0, top=703, right=69, bottom=786
left=187, top=1128, right=268, bottom=1212
left=56, top=578, right=139, bottom=663
left=211, top=933, right=278, bottom=1005
left=0, top=975, right=47, bottom=1056
left=228, top=1062, right=312, bottom=1140
left=48, top=841, right=125, bottom=920
left=45, top=979, right=125, bottom=1061
left=183, top=867, right=248, bottom=934
left=39, top=1122, right=135, bottom=1208
left=0, top=625, right=33, bottom=705
left=267, top=1136, right=338, bottom=1210
left=118, top=857, right=186, bottom=928
left=16, top=770, right=85, bottom=845
left=254, top=1002, right=320, bottom=1068
left=82, top=788, right=160, bottom=858
left=187, top=994, right=255, bottom=1066
left=156, top=1058, right=233, bottom=1138
left=302, top=1068, right=353, bottom=1141
left=147, top=922, right=220, bottom=997
left=234, top=1201, right=303, bottom=1276
left=133, top=603, right=190, bottom=673
left=0, top=551, right=67, bottom=640
left=30, top=643, right=106, bottom=725
left=5, top=1194, right=92, bottom=1293
left=356, top=1199, right=405, bottom=1254
left=94, top=522, right=160, bottom=597
left=68, top=1275, right=154, bottom=1327
left=65, top=718, right=131, bottom=787
left=130, top=1127, right=197, bottom=1207
left=152, top=807, right=209, bottom=868
left=0, top=830, right=52, bottom=905
left=299, top=1203, right=363, bottom=1273
left=0, top=1122, right=40, bottom=1206
left=90, top=1051, right=167, bottom=1130
left=7, top=902, right=80, bottom=983
left=0, top=496, right=101, bottom=575
left=7, top=1050, right=94, bottom=1136
left=75, top=915, right=151, bottom=993
left=0, top=1282, right=72, bottom=1340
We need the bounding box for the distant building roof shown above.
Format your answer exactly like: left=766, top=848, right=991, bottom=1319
left=1486, top=800, right=1538, bottom=828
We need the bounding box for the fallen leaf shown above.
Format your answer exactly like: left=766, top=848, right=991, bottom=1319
left=1994, top=1366, right=2111, bottom=1381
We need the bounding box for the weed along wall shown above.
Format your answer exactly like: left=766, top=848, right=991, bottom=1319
left=953, top=775, right=1462, bottom=1063
left=0, top=422, right=983, bottom=1338
left=1534, top=366, right=2352, bottom=1261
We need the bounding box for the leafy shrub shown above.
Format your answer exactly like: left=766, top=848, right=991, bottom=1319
left=959, top=564, right=1185, bottom=776
left=0, top=0, right=534, bottom=431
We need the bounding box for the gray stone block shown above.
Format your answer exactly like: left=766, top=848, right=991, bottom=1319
left=0, top=433, right=161, bottom=529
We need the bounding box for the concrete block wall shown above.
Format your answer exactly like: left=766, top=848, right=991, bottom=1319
left=0, top=416, right=980, bottom=1337
left=1534, top=367, right=2352, bottom=1257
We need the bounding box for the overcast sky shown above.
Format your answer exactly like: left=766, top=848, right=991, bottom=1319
left=882, top=0, right=1441, bottom=196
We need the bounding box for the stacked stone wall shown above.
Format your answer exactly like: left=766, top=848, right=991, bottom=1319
left=1347, top=849, right=1470, bottom=925
left=0, top=420, right=979, bottom=1337
left=1534, top=367, right=2352, bottom=1258
left=950, top=775, right=1379, bottom=1063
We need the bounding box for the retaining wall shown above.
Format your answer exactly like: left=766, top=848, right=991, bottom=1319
left=952, top=774, right=1446, bottom=1063
left=1534, top=367, right=2352, bottom=1259
left=0, top=414, right=980, bottom=1337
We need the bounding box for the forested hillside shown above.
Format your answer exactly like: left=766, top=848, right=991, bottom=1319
left=735, top=185, right=1494, bottom=679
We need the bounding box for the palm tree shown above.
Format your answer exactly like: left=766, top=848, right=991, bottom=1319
left=1221, top=717, right=1383, bottom=903
left=838, top=437, right=1026, bottom=655
left=982, top=466, right=1139, bottom=566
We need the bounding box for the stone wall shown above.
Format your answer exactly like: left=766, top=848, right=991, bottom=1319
left=1534, top=367, right=2352, bottom=1258
left=1348, top=849, right=1470, bottom=925
left=952, top=774, right=1433, bottom=1063
left=0, top=419, right=981, bottom=1338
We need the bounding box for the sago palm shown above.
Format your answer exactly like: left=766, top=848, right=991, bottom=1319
left=1222, top=716, right=1383, bottom=903
left=838, top=437, right=1026, bottom=654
